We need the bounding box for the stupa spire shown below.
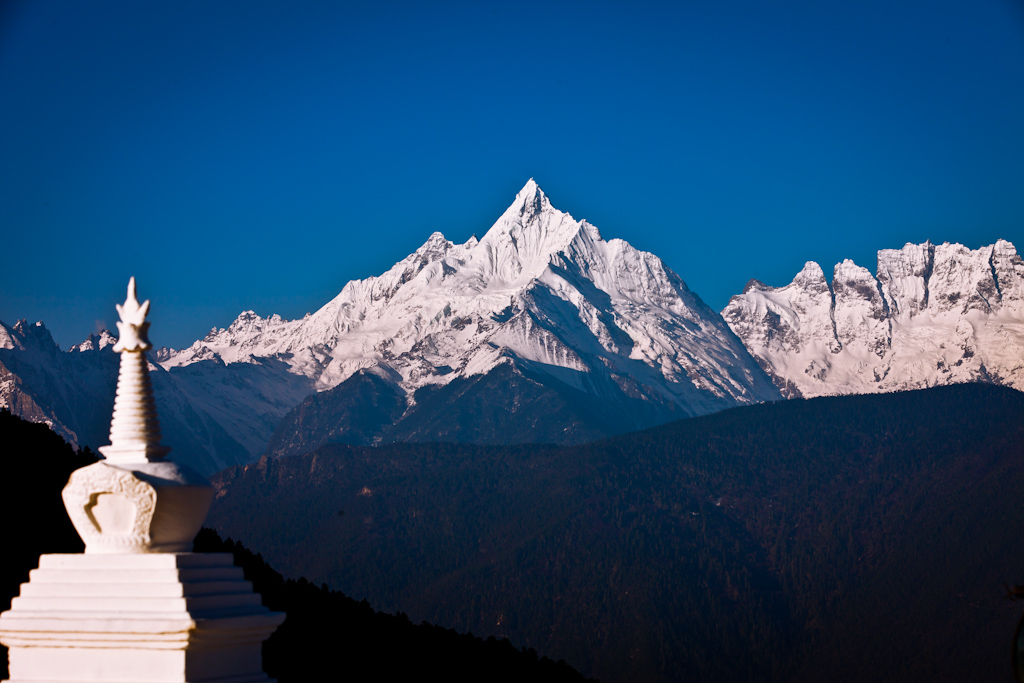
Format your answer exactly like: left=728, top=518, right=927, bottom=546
left=99, top=277, right=169, bottom=464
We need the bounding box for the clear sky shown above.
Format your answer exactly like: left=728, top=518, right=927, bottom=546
left=2, top=0, right=1023, bottom=350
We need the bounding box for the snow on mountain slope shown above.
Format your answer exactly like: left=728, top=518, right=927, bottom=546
left=161, top=179, right=780, bottom=424
left=0, top=319, right=81, bottom=445
left=3, top=180, right=778, bottom=465
left=722, top=240, right=1024, bottom=398
left=0, top=318, right=312, bottom=474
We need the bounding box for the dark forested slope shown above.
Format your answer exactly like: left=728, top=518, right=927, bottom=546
left=264, top=362, right=688, bottom=459
left=0, top=410, right=593, bottom=683
left=0, top=410, right=95, bottom=680
left=0, top=410, right=94, bottom=606
left=208, top=384, right=1024, bottom=683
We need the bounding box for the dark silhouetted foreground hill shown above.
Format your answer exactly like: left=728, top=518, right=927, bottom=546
left=193, top=528, right=593, bottom=682
left=0, top=409, right=593, bottom=683
left=0, top=409, right=96, bottom=680
left=209, top=384, right=1024, bottom=683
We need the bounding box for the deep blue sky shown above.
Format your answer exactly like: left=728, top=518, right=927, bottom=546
left=2, top=0, right=1023, bottom=350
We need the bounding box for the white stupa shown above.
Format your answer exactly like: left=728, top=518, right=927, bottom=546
left=0, top=278, right=284, bottom=683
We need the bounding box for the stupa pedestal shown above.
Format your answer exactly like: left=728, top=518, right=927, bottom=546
left=1, top=554, right=282, bottom=683
left=0, top=278, right=284, bottom=682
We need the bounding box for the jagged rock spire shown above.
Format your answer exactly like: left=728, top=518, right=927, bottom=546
left=99, top=277, right=169, bottom=463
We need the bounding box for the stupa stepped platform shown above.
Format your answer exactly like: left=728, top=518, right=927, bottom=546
left=0, top=554, right=284, bottom=682
left=11, top=556, right=262, bottom=615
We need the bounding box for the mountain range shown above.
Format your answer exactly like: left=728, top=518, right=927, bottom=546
left=2, top=180, right=1022, bottom=471
left=723, top=239, right=1024, bottom=398
left=0, top=318, right=312, bottom=473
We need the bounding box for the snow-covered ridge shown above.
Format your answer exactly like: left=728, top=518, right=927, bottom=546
left=1, top=179, right=778, bottom=468
left=0, top=314, right=314, bottom=474
left=9, top=181, right=1017, bottom=465
left=71, top=330, right=117, bottom=353
left=722, top=240, right=1024, bottom=397
left=160, top=179, right=778, bottom=413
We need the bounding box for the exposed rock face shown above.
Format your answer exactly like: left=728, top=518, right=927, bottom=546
left=722, top=240, right=1024, bottom=398
left=0, top=320, right=102, bottom=448
left=0, top=358, right=79, bottom=446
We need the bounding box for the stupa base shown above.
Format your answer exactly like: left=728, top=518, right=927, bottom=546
left=0, top=554, right=283, bottom=683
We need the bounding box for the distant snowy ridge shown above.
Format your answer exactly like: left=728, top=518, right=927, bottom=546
left=722, top=240, right=1024, bottom=398
left=0, top=317, right=313, bottom=474
left=5, top=183, right=1018, bottom=466
left=0, top=320, right=81, bottom=445
left=160, top=179, right=779, bottom=422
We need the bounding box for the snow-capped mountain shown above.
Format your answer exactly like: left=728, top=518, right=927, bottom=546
left=2, top=180, right=779, bottom=465
left=9, top=183, right=1018, bottom=467
left=722, top=240, right=1024, bottom=398
left=162, top=179, right=780, bottom=453
left=0, top=319, right=82, bottom=445
left=0, top=318, right=313, bottom=474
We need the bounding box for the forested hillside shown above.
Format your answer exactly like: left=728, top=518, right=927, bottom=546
left=209, top=384, right=1024, bottom=682
left=0, top=410, right=593, bottom=682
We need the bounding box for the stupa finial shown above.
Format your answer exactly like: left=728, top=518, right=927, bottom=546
left=112, top=276, right=152, bottom=352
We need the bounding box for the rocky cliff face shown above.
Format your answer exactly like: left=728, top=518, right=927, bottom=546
left=0, top=322, right=79, bottom=445
left=722, top=240, right=1024, bottom=398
